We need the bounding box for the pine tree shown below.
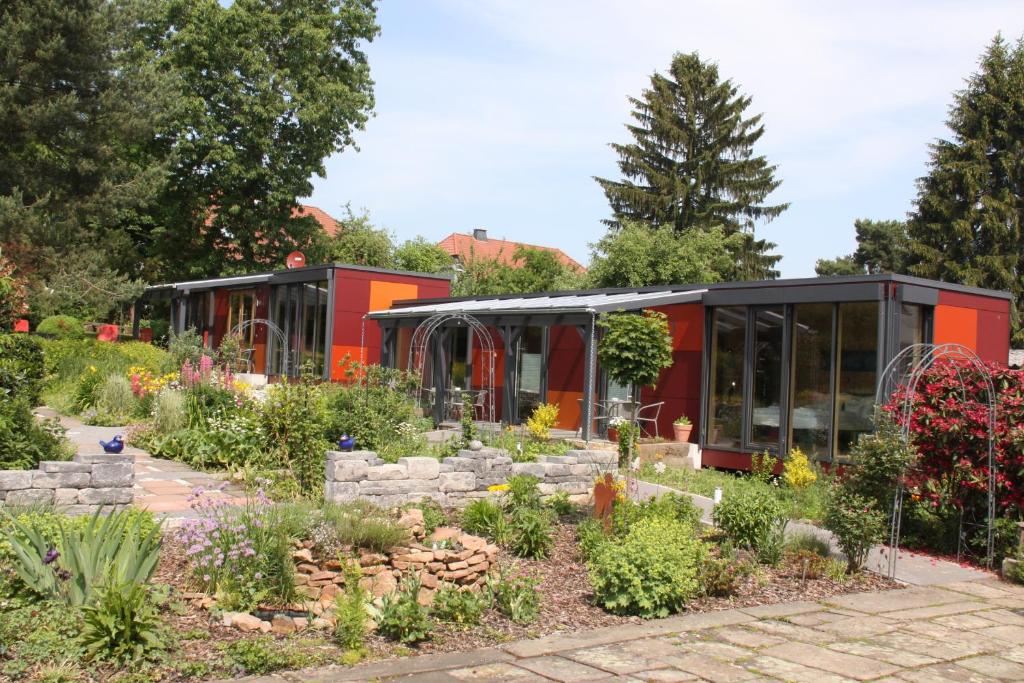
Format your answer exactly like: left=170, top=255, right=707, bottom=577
left=594, top=52, right=787, bottom=280
left=908, top=35, right=1024, bottom=341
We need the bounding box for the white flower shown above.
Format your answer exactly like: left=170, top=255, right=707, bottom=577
left=630, top=457, right=640, bottom=471
left=654, top=461, right=666, bottom=475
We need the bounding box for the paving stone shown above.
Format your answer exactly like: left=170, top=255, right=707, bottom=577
left=740, top=601, right=823, bottom=619
left=710, top=627, right=787, bottom=650
left=975, top=607, right=1024, bottom=626
left=1001, top=645, right=1024, bottom=664
left=939, top=580, right=1017, bottom=600
left=880, top=600, right=988, bottom=621
left=871, top=630, right=990, bottom=661
left=816, top=615, right=901, bottom=638
left=564, top=642, right=672, bottom=675
left=673, top=640, right=752, bottom=661
left=897, top=662, right=997, bottom=682
left=629, top=669, right=698, bottom=682
left=827, top=639, right=939, bottom=667
left=974, top=623, right=1024, bottom=645
left=514, top=655, right=609, bottom=681
left=745, top=619, right=834, bottom=644
left=932, top=612, right=1004, bottom=629
left=955, top=655, right=1024, bottom=679
left=445, top=663, right=539, bottom=682
left=744, top=655, right=855, bottom=683
left=760, top=642, right=900, bottom=681
left=786, top=611, right=852, bottom=627
left=827, top=587, right=963, bottom=614
left=661, top=653, right=759, bottom=682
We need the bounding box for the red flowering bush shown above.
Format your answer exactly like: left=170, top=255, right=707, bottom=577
left=885, top=358, right=1024, bottom=514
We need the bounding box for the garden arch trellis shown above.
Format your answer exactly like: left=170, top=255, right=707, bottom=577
left=874, top=342, right=997, bottom=577
left=229, top=318, right=288, bottom=374
left=407, top=313, right=496, bottom=426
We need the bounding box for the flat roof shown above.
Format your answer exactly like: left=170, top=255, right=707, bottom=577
left=145, top=262, right=452, bottom=295
left=369, top=289, right=708, bottom=319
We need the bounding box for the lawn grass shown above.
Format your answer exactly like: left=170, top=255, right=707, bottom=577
left=636, top=462, right=833, bottom=523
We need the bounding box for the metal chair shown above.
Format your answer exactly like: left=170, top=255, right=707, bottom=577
left=576, top=399, right=615, bottom=438
left=472, top=389, right=487, bottom=421
left=634, top=401, right=665, bottom=438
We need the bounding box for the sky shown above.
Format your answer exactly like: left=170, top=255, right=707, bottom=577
left=306, top=1, right=1024, bottom=278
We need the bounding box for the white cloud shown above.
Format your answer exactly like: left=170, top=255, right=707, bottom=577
left=308, top=0, right=1023, bottom=276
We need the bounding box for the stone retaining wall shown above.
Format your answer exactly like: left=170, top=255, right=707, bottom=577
left=324, top=447, right=617, bottom=508
left=0, top=454, right=134, bottom=514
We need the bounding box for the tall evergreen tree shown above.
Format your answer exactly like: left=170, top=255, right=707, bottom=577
left=908, top=35, right=1024, bottom=341
left=594, top=52, right=787, bottom=280
left=815, top=219, right=913, bottom=277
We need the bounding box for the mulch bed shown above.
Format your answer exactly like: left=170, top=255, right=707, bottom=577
left=148, top=517, right=901, bottom=678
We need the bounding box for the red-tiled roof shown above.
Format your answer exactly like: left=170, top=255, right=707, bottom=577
left=437, top=232, right=584, bottom=271
left=293, top=205, right=341, bottom=236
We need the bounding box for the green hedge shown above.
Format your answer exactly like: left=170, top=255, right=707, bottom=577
left=36, top=315, right=86, bottom=339
left=0, top=334, right=45, bottom=405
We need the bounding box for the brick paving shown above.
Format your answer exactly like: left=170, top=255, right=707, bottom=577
left=237, top=577, right=1024, bottom=682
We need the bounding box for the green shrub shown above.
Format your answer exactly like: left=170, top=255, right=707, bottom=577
left=4, top=507, right=162, bottom=606
left=699, top=553, right=753, bottom=597
left=0, top=397, right=71, bottom=469
left=222, top=636, right=297, bottom=674
left=261, top=378, right=330, bottom=491
left=0, top=334, right=45, bottom=404
left=324, top=363, right=421, bottom=460
left=615, top=492, right=703, bottom=535
left=431, top=584, right=486, bottom=626
left=784, top=531, right=831, bottom=557
left=0, top=506, right=158, bottom=565
left=333, top=561, right=368, bottom=649
left=313, top=501, right=410, bottom=553
left=487, top=569, right=539, bottom=624
left=460, top=499, right=506, bottom=539
left=37, top=315, right=85, bottom=339
left=712, top=484, right=788, bottom=562
left=843, top=417, right=914, bottom=508
left=374, top=578, right=431, bottom=643
left=80, top=581, right=163, bottom=663
left=165, top=327, right=205, bottom=370
left=94, top=374, right=137, bottom=421
left=823, top=490, right=887, bottom=573
left=750, top=450, right=778, bottom=484
left=546, top=490, right=573, bottom=517
left=504, top=474, right=543, bottom=512
left=509, top=507, right=553, bottom=559
left=576, top=518, right=608, bottom=560
left=588, top=517, right=706, bottom=618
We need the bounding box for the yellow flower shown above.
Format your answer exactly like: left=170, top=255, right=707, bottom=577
left=88, top=365, right=97, bottom=373
left=487, top=484, right=509, bottom=493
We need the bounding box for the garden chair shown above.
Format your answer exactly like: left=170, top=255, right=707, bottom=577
left=472, top=389, right=487, bottom=421
left=576, top=399, right=615, bottom=438
left=634, top=401, right=665, bottom=438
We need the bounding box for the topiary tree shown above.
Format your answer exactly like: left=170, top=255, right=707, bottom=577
left=597, top=310, right=673, bottom=460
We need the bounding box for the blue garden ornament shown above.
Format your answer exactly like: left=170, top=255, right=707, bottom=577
left=99, top=435, right=125, bottom=454
left=338, top=434, right=356, bottom=452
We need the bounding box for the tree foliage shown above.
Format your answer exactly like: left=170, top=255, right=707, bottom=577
left=907, top=35, right=1024, bottom=341
left=451, top=246, right=583, bottom=297
left=588, top=221, right=743, bottom=288
left=594, top=52, right=786, bottom=280
left=596, top=310, right=673, bottom=390
left=394, top=237, right=452, bottom=274
left=815, top=219, right=913, bottom=277
left=0, top=251, right=29, bottom=330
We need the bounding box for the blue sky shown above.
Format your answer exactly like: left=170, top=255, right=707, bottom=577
left=306, top=1, right=1024, bottom=277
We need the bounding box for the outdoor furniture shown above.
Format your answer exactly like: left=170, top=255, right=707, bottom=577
left=472, top=389, right=487, bottom=420
left=576, top=399, right=618, bottom=437
left=635, top=401, right=665, bottom=438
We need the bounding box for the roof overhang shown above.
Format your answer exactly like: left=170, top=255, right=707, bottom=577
left=368, top=288, right=708, bottom=320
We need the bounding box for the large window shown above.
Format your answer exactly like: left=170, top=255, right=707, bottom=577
left=516, top=327, right=544, bottom=420
left=790, top=304, right=834, bottom=458
left=750, top=307, right=785, bottom=445
left=835, top=302, right=878, bottom=456
left=708, top=307, right=746, bottom=448
left=269, top=280, right=328, bottom=377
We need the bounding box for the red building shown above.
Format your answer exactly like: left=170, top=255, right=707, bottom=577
left=142, top=263, right=450, bottom=380
left=368, top=274, right=1012, bottom=468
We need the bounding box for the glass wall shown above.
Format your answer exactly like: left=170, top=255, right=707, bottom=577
left=516, top=327, right=543, bottom=420
left=835, top=302, right=878, bottom=455
left=790, top=304, right=833, bottom=457
left=749, top=307, right=785, bottom=445
left=708, top=307, right=746, bottom=448
left=269, top=280, right=328, bottom=377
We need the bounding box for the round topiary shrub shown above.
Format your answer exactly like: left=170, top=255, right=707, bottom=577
left=37, top=315, right=85, bottom=339
left=588, top=517, right=707, bottom=618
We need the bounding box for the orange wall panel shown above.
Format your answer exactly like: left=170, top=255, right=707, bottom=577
left=548, top=389, right=583, bottom=431
left=330, top=344, right=367, bottom=381
left=933, top=305, right=979, bottom=351
left=369, top=281, right=418, bottom=314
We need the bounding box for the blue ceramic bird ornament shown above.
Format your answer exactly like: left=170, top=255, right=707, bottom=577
left=99, top=435, right=125, bottom=454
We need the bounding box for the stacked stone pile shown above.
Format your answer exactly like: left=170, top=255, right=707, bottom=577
left=0, top=454, right=133, bottom=512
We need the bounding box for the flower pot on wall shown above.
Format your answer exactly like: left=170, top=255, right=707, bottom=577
left=673, top=423, right=693, bottom=442
left=139, top=327, right=153, bottom=342
left=607, top=427, right=619, bottom=443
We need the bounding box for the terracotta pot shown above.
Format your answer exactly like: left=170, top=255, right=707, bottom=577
left=139, top=327, right=153, bottom=342
left=96, top=324, right=119, bottom=342
left=673, top=423, right=693, bottom=442
left=607, top=427, right=619, bottom=443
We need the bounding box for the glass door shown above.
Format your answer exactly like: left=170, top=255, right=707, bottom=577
left=226, top=290, right=256, bottom=346
left=515, top=327, right=543, bottom=421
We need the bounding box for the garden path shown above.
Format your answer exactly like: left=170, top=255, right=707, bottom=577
left=38, top=408, right=246, bottom=519
left=633, top=479, right=993, bottom=586
left=237, top=575, right=1024, bottom=682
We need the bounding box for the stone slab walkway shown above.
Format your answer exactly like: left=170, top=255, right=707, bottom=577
left=236, top=577, right=1024, bottom=682
left=633, top=479, right=992, bottom=586
left=39, top=409, right=246, bottom=519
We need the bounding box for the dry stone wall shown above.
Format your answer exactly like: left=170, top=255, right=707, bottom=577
left=0, top=454, right=134, bottom=513
left=325, top=447, right=617, bottom=507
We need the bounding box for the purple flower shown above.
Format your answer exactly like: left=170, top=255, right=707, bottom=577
left=42, top=548, right=59, bottom=565
left=56, top=569, right=71, bottom=582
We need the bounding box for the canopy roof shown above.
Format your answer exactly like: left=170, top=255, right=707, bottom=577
left=368, top=288, right=708, bottom=319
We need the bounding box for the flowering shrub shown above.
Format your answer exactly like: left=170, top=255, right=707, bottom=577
left=127, top=366, right=178, bottom=398
left=526, top=402, right=559, bottom=440
left=177, top=486, right=295, bottom=610
left=886, top=359, right=1024, bottom=513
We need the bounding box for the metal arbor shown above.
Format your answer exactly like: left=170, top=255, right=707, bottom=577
left=874, top=343, right=997, bottom=577
left=229, top=318, right=289, bottom=374
left=407, top=313, right=496, bottom=426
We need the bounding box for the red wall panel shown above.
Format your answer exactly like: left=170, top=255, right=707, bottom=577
left=933, top=290, right=1010, bottom=364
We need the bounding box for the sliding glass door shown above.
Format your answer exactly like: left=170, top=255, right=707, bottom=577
left=268, top=280, right=328, bottom=377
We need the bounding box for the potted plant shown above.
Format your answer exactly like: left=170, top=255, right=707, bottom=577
left=607, top=416, right=624, bottom=443
left=673, top=415, right=693, bottom=442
